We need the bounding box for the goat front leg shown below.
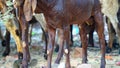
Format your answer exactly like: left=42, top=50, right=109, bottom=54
left=80, top=25, right=88, bottom=63
left=55, top=29, right=64, bottom=64
left=5, top=20, right=23, bottom=59
left=94, top=12, right=106, bottom=68
left=2, top=29, right=10, bottom=57
left=47, top=26, right=56, bottom=68
left=21, top=23, right=30, bottom=68
left=63, top=27, right=71, bottom=68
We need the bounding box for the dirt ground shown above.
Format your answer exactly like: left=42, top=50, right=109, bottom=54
left=0, top=43, right=120, bottom=68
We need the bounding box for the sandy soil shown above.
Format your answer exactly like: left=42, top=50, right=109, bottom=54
left=0, top=44, right=120, bottom=68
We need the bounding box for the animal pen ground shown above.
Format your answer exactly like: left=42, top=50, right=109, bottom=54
left=0, top=23, right=120, bottom=68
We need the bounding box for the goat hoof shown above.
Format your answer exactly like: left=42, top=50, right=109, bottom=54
left=55, top=44, right=59, bottom=52
left=44, top=54, right=47, bottom=60
left=106, top=47, right=112, bottom=53
left=18, top=52, right=23, bottom=59
left=1, top=40, right=6, bottom=47
left=13, top=59, right=22, bottom=68
left=2, top=50, right=10, bottom=57
left=113, top=43, right=119, bottom=49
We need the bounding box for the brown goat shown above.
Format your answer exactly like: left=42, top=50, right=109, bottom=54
left=14, top=0, right=106, bottom=68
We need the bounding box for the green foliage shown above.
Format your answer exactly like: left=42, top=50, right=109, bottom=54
left=32, top=32, right=35, bottom=36
left=6, top=0, right=13, bottom=6
left=0, top=0, right=14, bottom=24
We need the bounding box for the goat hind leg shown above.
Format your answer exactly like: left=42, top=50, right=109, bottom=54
left=94, top=12, right=106, bottom=68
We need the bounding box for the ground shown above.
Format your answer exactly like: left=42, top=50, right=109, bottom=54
left=0, top=45, right=120, bottom=68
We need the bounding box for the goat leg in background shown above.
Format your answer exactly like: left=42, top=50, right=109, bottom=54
left=0, top=27, right=7, bottom=47
left=5, top=19, right=23, bottom=59
left=2, top=29, right=10, bottom=57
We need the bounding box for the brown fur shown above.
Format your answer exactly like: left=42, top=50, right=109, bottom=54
left=15, top=0, right=106, bottom=68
